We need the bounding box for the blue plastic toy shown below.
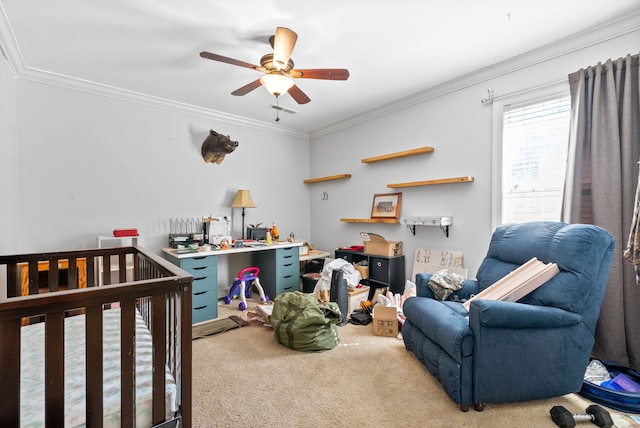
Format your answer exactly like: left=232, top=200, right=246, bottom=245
left=224, top=266, right=269, bottom=311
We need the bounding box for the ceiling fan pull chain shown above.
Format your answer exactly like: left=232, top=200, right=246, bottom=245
left=275, top=96, right=281, bottom=122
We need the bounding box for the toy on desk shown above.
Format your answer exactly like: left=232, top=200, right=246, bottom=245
left=224, top=266, right=269, bottom=311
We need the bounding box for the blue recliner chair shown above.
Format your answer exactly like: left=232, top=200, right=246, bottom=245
left=402, top=222, right=615, bottom=411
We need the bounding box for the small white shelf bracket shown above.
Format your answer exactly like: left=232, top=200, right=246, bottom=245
left=400, top=216, right=453, bottom=237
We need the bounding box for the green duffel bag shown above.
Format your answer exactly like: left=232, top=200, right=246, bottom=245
left=271, top=291, right=342, bottom=352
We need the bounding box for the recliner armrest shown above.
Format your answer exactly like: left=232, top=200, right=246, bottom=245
left=469, top=299, right=582, bottom=329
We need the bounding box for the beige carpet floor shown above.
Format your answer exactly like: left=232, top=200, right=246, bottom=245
left=192, top=299, right=639, bottom=428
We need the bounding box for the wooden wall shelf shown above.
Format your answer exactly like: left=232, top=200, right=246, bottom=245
left=361, top=146, right=434, bottom=164
left=387, top=176, right=474, bottom=188
left=340, top=218, right=399, bottom=224
left=304, top=174, right=351, bottom=184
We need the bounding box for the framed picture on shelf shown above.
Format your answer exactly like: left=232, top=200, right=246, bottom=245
left=371, top=192, right=402, bottom=220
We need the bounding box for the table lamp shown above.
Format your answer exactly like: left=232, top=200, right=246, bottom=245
left=231, top=189, right=256, bottom=239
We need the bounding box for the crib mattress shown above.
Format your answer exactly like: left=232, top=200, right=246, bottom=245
left=19, top=308, right=178, bottom=427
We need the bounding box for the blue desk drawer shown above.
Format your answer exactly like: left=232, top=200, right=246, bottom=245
left=185, top=264, right=217, bottom=279
left=277, top=275, right=300, bottom=294
left=192, top=303, right=217, bottom=324
left=277, top=262, right=299, bottom=278
left=165, top=251, right=219, bottom=324
left=252, top=246, right=302, bottom=298
left=181, top=255, right=216, bottom=270
left=193, top=276, right=216, bottom=294
left=193, top=287, right=216, bottom=307
left=275, top=247, right=299, bottom=265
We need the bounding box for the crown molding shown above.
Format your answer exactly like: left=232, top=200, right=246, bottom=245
left=0, top=5, right=308, bottom=140
left=0, top=3, right=20, bottom=76
left=2, top=3, right=638, bottom=142
left=22, top=66, right=309, bottom=139
left=309, top=11, right=640, bottom=139
left=22, top=67, right=309, bottom=139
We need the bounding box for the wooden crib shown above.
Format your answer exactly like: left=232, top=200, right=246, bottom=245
left=0, top=246, right=193, bottom=427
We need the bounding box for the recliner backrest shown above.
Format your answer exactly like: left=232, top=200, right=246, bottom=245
left=476, top=222, right=615, bottom=328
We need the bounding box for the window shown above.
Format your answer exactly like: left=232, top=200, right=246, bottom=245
left=492, top=88, right=571, bottom=226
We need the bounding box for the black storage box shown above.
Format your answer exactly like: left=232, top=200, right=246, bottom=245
left=302, top=273, right=320, bottom=293
left=246, top=227, right=268, bottom=240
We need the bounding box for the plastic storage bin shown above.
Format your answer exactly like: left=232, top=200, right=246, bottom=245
left=302, top=273, right=320, bottom=293
left=580, top=360, right=640, bottom=413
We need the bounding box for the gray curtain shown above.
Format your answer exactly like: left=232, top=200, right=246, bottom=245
left=562, top=52, right=640, bottom=369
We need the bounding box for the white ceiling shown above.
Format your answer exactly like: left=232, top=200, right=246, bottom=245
left=1, top=0, right=639, bottom=134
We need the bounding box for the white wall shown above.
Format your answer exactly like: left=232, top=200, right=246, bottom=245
left=2, top=15, right=638, bottom=286
left=0, top=49, right=18, bottom=255
left=308, top=24, right=640, bottom=279
left=3, top=77, right=311, bottom=255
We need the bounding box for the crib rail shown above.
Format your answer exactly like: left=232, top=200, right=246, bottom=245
left=0, top=247, right=193, bottom=428
left=1, top=246, right=177, bottom=296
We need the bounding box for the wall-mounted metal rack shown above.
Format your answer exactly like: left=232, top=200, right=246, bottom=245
left=400, top=216, right=453, bottom=237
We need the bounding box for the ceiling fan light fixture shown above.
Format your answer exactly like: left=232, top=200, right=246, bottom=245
left=260, top=74, right=294, bottom=96
left=200, top=26, right=348, bottom=106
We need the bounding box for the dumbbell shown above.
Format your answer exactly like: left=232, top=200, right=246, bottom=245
left=549, top=404, right=613, bottom=428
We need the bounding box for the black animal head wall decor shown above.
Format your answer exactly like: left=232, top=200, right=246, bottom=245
left=201, top=130, right=239, bottom=164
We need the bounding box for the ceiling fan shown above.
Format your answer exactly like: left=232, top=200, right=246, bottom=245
left=199, top=27, right=349, bottom=106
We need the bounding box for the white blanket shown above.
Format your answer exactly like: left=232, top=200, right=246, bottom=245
left=313, top=258, right=362, bottom=292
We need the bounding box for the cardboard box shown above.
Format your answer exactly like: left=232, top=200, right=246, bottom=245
left=372, top=305, right=398, bottom=337
left=353, top=260, right=369, bottom=279
left=364, top=233, right=403, bottom=257
left=371, top=287, right=384, bottom=305
left=348, top=286, right=370, bottom=314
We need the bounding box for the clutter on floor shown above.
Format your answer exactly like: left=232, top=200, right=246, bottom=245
left=580, top=359, right=640, bottom=413
left=313, top=257, right=362, bottom=301
left=271, top=291, right=341, bottom=352
left=238, top=302, right=274, bottom=326
left=549, top=404, right=613, bottom=428
left=255, top=303, right=273, bottom=321
left=349, top=305, right=372, bottom=325
left=347, top=279, right=416, bottom=340
left=192, top=315, right=247, bottom=340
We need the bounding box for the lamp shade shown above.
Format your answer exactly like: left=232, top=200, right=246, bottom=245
left=260, top=74, right=294, bottom=97
left=231, top=189, right=256, bottom=208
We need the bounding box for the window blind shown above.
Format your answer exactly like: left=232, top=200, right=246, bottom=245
left=501, top=95, right=571, bottom=223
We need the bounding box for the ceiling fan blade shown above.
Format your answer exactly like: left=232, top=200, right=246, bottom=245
left=272, top=27, right=298, bottom=71
left=231, top=79, right=263, bottom=96
left=288, top=84, right=311, bottom=104
left=199, top=51, right=262, bottom=71
left=289, top=68, right=350, bottom=80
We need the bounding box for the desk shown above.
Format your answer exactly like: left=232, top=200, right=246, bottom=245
left=299, top=250, right=331, bottom=277
left=163, top=241, right=303, bottom=324
left=299, top=250, right=331, bottom=262
left=19, top=258, right=87, bottom=296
